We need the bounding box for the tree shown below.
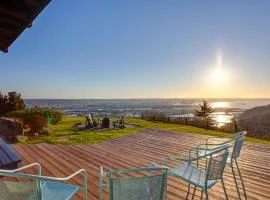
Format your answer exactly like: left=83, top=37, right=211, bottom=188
left=7, top=92, right=25, bottom=111
left=0, top=92, right=8, bottom=115
left=0, top=91, right=25, bottom=115
left=194, top=100, right=215, bottom=118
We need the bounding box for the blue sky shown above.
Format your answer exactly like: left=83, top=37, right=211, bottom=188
left=1, top=1, right=270, bottom=98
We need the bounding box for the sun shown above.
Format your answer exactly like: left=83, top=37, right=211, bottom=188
left=212, top=67, right=227, bottom=83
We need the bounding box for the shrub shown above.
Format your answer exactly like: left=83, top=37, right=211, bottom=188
left=42, top=109, right=64, bottom=124
left=5, top=108, right=64, bottom=125
left=143, top=111, right=167, bottom=122
left=26, top=114, right=47, bottom=133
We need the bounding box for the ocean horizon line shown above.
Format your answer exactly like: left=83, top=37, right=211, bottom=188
left=23, top=98, right=270, bottom=100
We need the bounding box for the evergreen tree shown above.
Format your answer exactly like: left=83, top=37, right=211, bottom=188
left=194, top=100, right=214, bottom=118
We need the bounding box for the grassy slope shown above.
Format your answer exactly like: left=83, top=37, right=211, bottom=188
left=24, top=117, right=144, bottom=145
left=24, top=116, right=270, bottom=145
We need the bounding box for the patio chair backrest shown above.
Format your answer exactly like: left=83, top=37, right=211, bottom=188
left=0, top=163, right=88, bottom=200
left=120, top=115, right=125, bottom=122
left=205, top=131, right=246, bottom=161
left=88, top=114, right=93, bottom=124
left=231, top=136, right=244, bottom=158
left=206, top=146, right=229, bottom=181
left=0, top=169, right=43, bottom=200
left=103, top=167, right=168, bottom=200
left=0, top=181, right=41, bottom=200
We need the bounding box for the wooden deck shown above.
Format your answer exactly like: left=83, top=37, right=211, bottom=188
left=12, top=128, right=270, bottom=200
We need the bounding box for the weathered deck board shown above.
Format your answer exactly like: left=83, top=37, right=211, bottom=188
left=12, top=128, right=270, bottom=200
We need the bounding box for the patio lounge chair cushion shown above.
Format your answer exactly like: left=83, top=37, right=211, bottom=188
left=170, top=162, right=217, bottom=189
left=0, top=138, right=21, bottom=168
left=0, top=181, right=80, bottom=200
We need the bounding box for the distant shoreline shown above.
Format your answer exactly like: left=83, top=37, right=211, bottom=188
left=24, top=98, right=270, bottom=101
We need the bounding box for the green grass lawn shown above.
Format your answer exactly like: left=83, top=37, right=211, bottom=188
left=23, top=116, right=270, bottom=145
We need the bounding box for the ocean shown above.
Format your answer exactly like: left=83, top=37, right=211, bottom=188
left=24, top=99, right=270, bottom=126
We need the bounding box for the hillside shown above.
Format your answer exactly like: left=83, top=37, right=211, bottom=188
left=238, top=104, right=270, bottom=127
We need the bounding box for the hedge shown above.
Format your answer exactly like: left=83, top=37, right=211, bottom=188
left=5, top=109, right=64, bottom=124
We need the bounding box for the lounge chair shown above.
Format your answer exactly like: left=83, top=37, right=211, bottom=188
left=163, top=145, right=229, bottom=200
left=194, top=131, right=247, bottom=199
left=0, top=163, right=88, bottom=200
left=112, top=115, right=125, bottom=129
left=99, top=165, right=168, bottom=200
left=85, top=114, right=98, bottom=129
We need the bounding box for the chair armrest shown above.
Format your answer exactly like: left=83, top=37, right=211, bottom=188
left=0, top=168, right=87, bottom=184
left=188, top=144, right=230, bottom=164
left=193, top=143, right=231, bottom=152
left=205, top=132, right=246, bottom=145
left=206, top=136, right=233, bottom=145
left=37, top=169, right=88, bottom=199
left=36, top=168, right=87, bottom=182
left=150, top=162, right=168, bottom=169
left=0, top=162, right=41, bottom=175
left=150, top=162, right=159, bottom=167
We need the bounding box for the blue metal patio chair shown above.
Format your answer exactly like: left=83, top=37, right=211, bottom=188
left=0, top=163, right=88, bottom=200
left=195, top=131, right=247, bottom=200
left=99, top=166, right=168, bottom=200
left=163, top=145, right=229, bottom=200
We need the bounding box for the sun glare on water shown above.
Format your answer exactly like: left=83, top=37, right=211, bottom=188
left=213, top=114, right=232, bottom=127
left=212, top=101, right=229, bottom=108
left=216, top=115, right=229, bottom=123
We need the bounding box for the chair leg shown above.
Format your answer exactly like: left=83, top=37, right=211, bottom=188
left=186, top=183, right=191, bottom=200
left=99, top=186, right=103, bottom=200
left=191, top=186, right=197, bottom=200
left=36, top=180, right=42, bottom=200
left=221, top=178, right=228, bottom=200
left=99, top=179, right=103, bottom=200
left=235, top=159, right=247, bottom=200
left=164, top=178, right=168, bottom=200
left=205, top=189, right=208, bottom=200
left=84, top=184, right=88, bottom=200
left=200, top=189, right=204, bottom=200
left=231, top=163, right=241, bottom=200
left=83, top=171, right=88, bottom=200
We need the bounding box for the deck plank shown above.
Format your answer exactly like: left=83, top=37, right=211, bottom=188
left=12, top=128, right=270, bottom=200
